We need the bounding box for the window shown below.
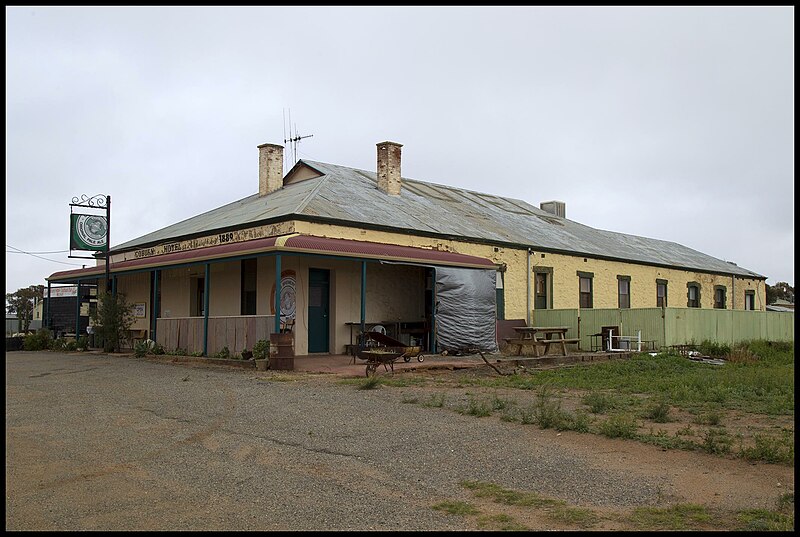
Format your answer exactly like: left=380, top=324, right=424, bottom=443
left=713, top=286, right=727, bottom=309
left=241, top=258, right=258, bottom=315
left=656, top=279, right=668, bottom=307
left=578, top=271, right=593, bottom=308
left=618, top=276, right=631, bottom=309
left=744, top=290, right=755, bottom=310
left=687, top=282, right=701, bottom=308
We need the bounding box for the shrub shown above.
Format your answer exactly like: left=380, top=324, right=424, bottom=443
left=76, top=335, right=89, bottom=351
left=49, top=337, right=66, bottom=351
left=134, top=340, right=150, bottom=358
left=23, top=329, right=52, bottom=351
left=90, top=292, right=135, bottom=353
left=214, top=346, right=231, bottom=359
left=64, top=340, right=78, bottom=352
left=253, top=339, right=270, bottom=360
left=697, top=340, right=731, bottom=358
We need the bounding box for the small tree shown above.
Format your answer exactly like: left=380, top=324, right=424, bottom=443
left=90, top=291, right=135, bottom=352
left=5, top=285, right=44, bottom=333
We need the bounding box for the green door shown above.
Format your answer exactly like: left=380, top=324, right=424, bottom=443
left=308, top=268, right=330, bottom=353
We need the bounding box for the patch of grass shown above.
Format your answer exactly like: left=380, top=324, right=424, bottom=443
left=642, top=400, right=672, bottom=423
left=701, top=427, right=733, bottom=455
left=422, top=393, right=446, bottom=408
left=431, top=501, right=479, bottom=516
left=491, top=394, right=512, bottom=411
left=735, top=508, right=794, bottom=531
left=548, top=505, right=601, bottom=528
left=357, top=376, right=381, bottom=390
left=629, top=503, right=713, bottom=530
left=460, top=481, right=563, bottom=508
left=739, top=430, right=794, bottom=464
left=694, top=410, right=724, bottom=426
left=456, top=341, right=794, bottom=416
left=697, top=340, right=730, bottom=358
left=517, top=405, right=535, bottom=424
left=460, top=397, right=492, bottom=417
left=777, top=492, right=794, bottom=511
left=598, top=414, right=639, bottom=439
left=582, top=391, right=619, bottom=414
left=401, top=395, right=419, bottom=404
left=638, top=429, right=699, bottom=451
left=476, top=513, right=529, bottom=531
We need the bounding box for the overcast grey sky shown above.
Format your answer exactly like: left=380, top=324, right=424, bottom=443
left=5, top=6, right=794, bottom=297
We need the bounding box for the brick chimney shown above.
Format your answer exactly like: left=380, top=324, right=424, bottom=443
left=258, top=143, right=284, bottom=196
left=540, top=200, right=566, bottom=218
left=376, top=141, right=402, bottom=195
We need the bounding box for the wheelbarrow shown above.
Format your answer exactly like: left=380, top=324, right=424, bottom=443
left=361, top=331, right=425, bottom=363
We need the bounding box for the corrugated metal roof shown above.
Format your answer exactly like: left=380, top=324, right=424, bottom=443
left=112, top=159, right=764, bottom=278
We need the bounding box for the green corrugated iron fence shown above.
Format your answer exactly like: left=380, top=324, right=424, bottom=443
left=531, top=308, right=793, bottom=350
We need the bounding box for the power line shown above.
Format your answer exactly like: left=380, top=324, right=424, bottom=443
left=6, top=245, right=85, bottom=266
left=6, top=247, right=70, bottom=254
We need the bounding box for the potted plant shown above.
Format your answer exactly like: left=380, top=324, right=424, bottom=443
left=253, top=339, right=270, bottom=370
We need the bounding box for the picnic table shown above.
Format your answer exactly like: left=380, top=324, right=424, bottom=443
left=504, top=326, right=579, bottom=357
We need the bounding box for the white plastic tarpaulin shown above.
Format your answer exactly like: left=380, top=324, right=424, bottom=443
left=434, top=266, right=497, bottom=352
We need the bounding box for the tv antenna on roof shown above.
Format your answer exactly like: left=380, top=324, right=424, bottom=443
left=283, top=108, right=313, bottom=168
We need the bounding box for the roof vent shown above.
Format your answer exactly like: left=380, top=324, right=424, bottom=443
left=540, top=200, right=565, bottom=218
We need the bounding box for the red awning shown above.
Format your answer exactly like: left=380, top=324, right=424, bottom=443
left=48, top=234, right=496, bottom=283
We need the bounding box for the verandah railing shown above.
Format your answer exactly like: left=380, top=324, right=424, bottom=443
left=155, top=315, right=275, bottom=356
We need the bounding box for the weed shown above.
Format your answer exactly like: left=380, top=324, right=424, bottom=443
left=694, top=410, right=724, bottom=426
left=491, top=394, right=512, bottom=411
left=548, top=505, right=601, bottom=528
left=739, top=430, right=794, bottom=464
left=461, top=398, right=492, bottom=417
left=431, top=501, right=479, bottom=517
left=566, top=410, right=592, bottom=433
left=598, top=414, right=638, bottom=439
left=213, top=346, right=230, bottom=359
left=629, top=504, right=713, bottom=530
left=357, top=376, right=381, bottom=390
left=519, top=405, right=537, bottom=425
left=422, top=393, right=446, bottom=408
left=777, top=492, right=794, bottom=511
left=476, top=513, right=529, bottom=531
left=643, top=400, right=672, bottom=423
left=460, top=481, right=563, bottom=508
left=701, top=427, right=732, bottom=455
left=697, top=340, right=731, bottom=358
left=401, top=395, right=419, bottom=404
left=582, top=391, right=618, bottom=414
left=735, top=509, right=794, bottom=531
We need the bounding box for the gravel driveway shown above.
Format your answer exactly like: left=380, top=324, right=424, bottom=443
left=6, top=351, right=669, bottom=530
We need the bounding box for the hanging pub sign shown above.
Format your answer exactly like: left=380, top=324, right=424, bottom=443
left=70, top=213, right=108, bottom=251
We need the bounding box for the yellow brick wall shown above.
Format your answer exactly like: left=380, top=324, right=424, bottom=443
left=295, top=221, right=766, bottom=314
